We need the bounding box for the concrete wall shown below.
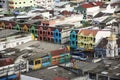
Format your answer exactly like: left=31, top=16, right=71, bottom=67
left=95, top=31, right=111, bottom=44
left=0, top=0, right=9, bottom=11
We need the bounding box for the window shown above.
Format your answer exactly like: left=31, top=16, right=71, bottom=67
left=3, top=45, right=6, bottom=48
left=42, top=58, right=50, bottom=63
left=31, top=30, right=34, bottom=33
left=30, top=1, right=32, bottom=3
left=0, top=68, right=4, bottom=74
left=15, top=2, right=17, bottom=4
left=93, top=38, right=95, bottom=42
left=56, top=33, right=58, bottom=36
left=17, top=42, right=19, bottom=45
left=29, top=61, right=33, bottom=65
left=59, top=33, right=61, bottom=37
left=24, top=2, right=25, bottom=4
left=48, top=32, right=50, bottom=35
left=0, top=5, right=2, bottom=8
left=35, top=60, right=41, bottom=65
left=72, top=41, right=75, bottom=45
left=19, top=2, right=21, bottom=4
left=3, top=1, right=5, bottom=3
left=40, top=31, right=42, bottom=34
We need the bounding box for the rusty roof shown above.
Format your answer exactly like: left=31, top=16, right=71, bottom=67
left=81, top=2, right=104, bottom=8
left=50, top=48, right=69, bottom=56
left=78, top=29, right=99, bottom=36
left=0, top=58, right=14, bottom=67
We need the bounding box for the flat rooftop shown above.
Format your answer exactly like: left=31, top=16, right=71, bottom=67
left=86, top=58, right=120, bottom=79
left=24, top=66, right=78, bottom=80
left=0, top=29, right=18, bottom=38
left=16, top=40, right=63, bottom=52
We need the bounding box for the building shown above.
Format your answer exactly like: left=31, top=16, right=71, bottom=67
left=53, top=24, right=74, bottom=44
left=106, top=33, right=118, bottom=57
left=54, top=2, right=74, bottom=12
left=8, top=0, right=35, bottom=11
left=77, top=29, right=111, bottom=50
left=0, top=0, right=9, bottom=11
left=70, top=29, right=79, bottom=48
left=35, top=0, right=54, bottom=8
left=94, top=34, right=120, bottom=58
left=87, top=59, right=120, bottom=80
left=0, top=57, right=28, bottom=80
left=0, top=30, right=32, bottom=50
left=103, top=1, right=120, bottom=14
left=75, top=2, right=103, bottom=16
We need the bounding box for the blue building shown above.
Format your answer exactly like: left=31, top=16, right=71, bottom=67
left=53, top=24, right=73, bottom=44
left=70, top=30, right=79, bottom=48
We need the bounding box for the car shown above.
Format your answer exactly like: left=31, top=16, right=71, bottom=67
left=71, top=52, right=87, bottom=61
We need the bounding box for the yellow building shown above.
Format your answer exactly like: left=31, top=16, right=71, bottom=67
left=77, top=29, right=98, bottom=50
left=8, top=0, right=35, bottom=10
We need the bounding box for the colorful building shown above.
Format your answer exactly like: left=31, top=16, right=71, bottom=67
left=53, top=24, right=74, bottom=44
left=50, top=48, right=70, bottom=65
left=8, top=0, right=35, bottom=10
left=77, top=29, right=111, bottom=50
left=70, top=29, right=79, bottom=48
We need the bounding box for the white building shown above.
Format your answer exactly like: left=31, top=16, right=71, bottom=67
left=0, top=30, right=32, bottom=50
left=0, top=0, right=9, bottom=11
left=54, top=2, right=74, bottom=12
left=8, top=0, right=35, bottom=10
left=35, top=0, right=54, bottom=8
left=106, top=33, right=118, bottom=57
left=95, top=30, right=111, bottom=44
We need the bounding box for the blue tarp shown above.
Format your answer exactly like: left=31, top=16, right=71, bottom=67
left=0, top=74, right=17, bottom=80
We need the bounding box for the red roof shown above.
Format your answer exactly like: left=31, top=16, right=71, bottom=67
left=0, top=58, right=14, bottom=67
left=81, top=3, right=93, bottom=8
left=81, top=2, right=104, bottom=8
left=79, top=29, right=99, bottom=36
left=50, top=48, right=69, bottom=56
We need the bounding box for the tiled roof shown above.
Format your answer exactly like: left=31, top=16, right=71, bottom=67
left=81, top=2, right=104, bottom=8
left=81, top=3, right=93, bottom=8
left=78, top=29, right=99, bottom=36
